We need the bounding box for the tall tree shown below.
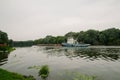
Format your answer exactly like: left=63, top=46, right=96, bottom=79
left=83, top=30, right=99, bottom=45
left=99, top=28, right=120, bottom=45
left=0, top=31, right=8, bottom=44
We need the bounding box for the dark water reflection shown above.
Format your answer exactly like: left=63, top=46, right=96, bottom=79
left=44, top=47, right=120, bottom=61
left=0, top=52, right=9, bottom=65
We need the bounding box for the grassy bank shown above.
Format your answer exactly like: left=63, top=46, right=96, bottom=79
left=0, top=68, right=35, bottom=80
left=0, top=46, right=15, bottom=52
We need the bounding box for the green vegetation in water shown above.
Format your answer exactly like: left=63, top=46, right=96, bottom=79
left=0, top=68, right=35, bottom=80
left=28, top=65, right=42, bottom=69
left=57, top=71, right=95, bottom=80
left=72, top=72, right=95, bottom=80
left=28, top=65, right=95, bottom=80
left=38, top=65, right=49, bottom=79
left=28, top=65, right=50, bottom=79
left=0, top=66, right=95, bottom=80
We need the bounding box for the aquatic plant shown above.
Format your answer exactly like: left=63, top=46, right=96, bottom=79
left=38, top=65, right=49, bottom=79
left=57, top=71, right=95, bottom=80
left=28, top=65, right=41, bottom=69
left=73, top=72, right=95, bottom=80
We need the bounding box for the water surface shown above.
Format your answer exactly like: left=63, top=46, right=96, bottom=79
left=0, top=46, right=120, bottom=80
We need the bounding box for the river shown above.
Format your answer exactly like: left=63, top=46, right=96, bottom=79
left=0, top=46, right=120, bottom=80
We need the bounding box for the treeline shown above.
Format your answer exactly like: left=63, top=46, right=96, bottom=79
left=34, top=28, right=120, bottom=45
left=1, top=28, right=120, bottom=47
left=12, top=41, right=33, bottom=47
left=0, top=31, right=14, bottom=51
left=34, top=36, right=66, bottom=44
left=4, top=40, right=34, bottom=47
left=0, top=31, right=8, bottom=44
left=0, top=31, right=33, bottom=47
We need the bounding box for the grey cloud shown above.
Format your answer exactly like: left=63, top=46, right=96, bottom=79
left=0, top=0, right=120, bottom=40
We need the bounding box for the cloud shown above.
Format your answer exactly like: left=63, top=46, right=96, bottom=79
left=0, top=0, right=120, bottom=40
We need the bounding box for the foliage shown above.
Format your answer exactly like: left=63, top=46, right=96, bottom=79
left=72, top=72, right=95, bottom=80
left=0, top=68, right=35, bottom=80
left=0, top=46, right=15, bottom=52
left=1, top=28, right=120, bottom=46
left=0, top=31, right=8, bottom=44
left=34, top=35, right=66, bottom=44
left=99, top=28, right=120, bottom=45
left=0, top=46, right=8, bottom=52
left=8, top=39, right=14, bottom=47
left=28, top=65, right=41, bottom=69
left=58, top=71, right=95, bottom=80
left=13, top=40, right=33, bottom=47
left=65, top=32, right=79, bottom=39
left=82, top=30, right=99, bottom=45
left=34, top=28, right=120, bottom=45
left=0, top=30, right=15, bottom=52
left=38, top=65, right=49, bottom=79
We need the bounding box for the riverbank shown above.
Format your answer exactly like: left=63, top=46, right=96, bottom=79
left=0, top=68, right=95, bottom=80
left=0, top=46, right=15, bottom=53
left=36, top=44, right=61, bottom=46
left=0, top=68, right=35, bottom=80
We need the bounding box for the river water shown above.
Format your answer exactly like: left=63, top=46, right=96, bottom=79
left=0, top=46, right=120, bottom=80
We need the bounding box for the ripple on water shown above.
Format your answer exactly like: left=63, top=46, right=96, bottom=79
left=0, top=46, right=120, bottom=80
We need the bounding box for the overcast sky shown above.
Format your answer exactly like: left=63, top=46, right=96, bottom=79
left=0, top=0, right=120, bottom=41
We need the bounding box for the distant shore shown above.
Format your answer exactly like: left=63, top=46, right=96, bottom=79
left=36, top=44, right=61, bottom=46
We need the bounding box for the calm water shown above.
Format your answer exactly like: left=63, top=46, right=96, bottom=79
left=0, top=46, right=120, bottom=80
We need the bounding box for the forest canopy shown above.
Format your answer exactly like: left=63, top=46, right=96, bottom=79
left=34, top=28, right=120, bottom=45
left=1, top=28, right=120, bottom=47
left=0, top=31, right=8, bottom=44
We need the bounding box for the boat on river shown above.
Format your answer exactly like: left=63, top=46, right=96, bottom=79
left=61, top=43, right=90, bottom=47
left=62, top=37, right=90, bottom=47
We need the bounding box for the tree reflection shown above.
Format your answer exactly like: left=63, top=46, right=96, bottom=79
left=74, top=48, right=120, bottom=61
left=44, top=47, right=120, bottom=61
left=0, top=52, right=9, bottom=65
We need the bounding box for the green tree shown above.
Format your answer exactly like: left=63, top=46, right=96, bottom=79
left=13, top=40, right=33, bottom=47
left=56, top=36, right=66, bottom=44
left=0, top=31, right=8, bottom=44
left=8, top=39, right=13, bottom=47
left=65, top=32, right=79, bottom=39
left=83, top=30, right=99, bottom=45
left=99, top=28, right=120, bottom=45
left=33, top=28, right=120, bottom=45
left=77, top=31, right=85, bottom=43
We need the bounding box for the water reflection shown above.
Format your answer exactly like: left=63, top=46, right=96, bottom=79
left=0, top=52, right=9, bottom=65
left=44, top=47, right=120, bottom=61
